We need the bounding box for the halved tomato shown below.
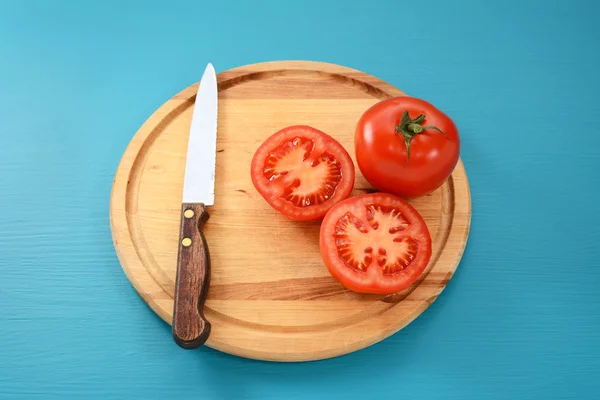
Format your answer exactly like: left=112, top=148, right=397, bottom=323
left=250, top=125, right=355, bottom=221
left=319, top=192, right=432, bottom=294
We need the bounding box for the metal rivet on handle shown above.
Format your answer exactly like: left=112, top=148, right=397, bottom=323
left=184, top=209, right=194, bottom=218
left=182, top=238, right=192, bottom=247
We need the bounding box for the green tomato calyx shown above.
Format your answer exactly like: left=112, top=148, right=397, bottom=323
left=395, top=110, right=448, bottom=165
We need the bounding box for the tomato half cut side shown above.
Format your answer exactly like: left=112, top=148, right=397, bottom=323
left=250, top=125, right=355, bottom=221
left=319, top=193, right=432, bottom=294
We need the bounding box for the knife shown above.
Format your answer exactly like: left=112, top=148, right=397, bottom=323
left=172, top=63, right=218, bottom=349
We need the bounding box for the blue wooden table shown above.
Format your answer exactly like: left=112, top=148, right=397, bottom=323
left=1, top=0, right=599, bottom=398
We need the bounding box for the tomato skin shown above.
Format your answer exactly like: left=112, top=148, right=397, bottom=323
left=319, top=192, right=432, bottom=295
left=354, top=97, right=460, bottom=198
left=250, top=125, right=355, bottom=221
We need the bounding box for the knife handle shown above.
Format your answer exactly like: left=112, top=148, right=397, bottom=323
left=172, top=202, right=211, bottom=349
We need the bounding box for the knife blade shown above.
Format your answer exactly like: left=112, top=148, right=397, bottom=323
left=172, top=63, right=218, bottom=349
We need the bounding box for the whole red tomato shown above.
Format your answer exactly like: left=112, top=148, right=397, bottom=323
left=354, top=97, right=460, bottom=198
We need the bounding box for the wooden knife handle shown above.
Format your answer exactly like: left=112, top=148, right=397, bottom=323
left=172, top=202, right=211, bottom=349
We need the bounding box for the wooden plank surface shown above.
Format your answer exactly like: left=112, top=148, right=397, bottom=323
left=3, top=1, right=600, bottom=398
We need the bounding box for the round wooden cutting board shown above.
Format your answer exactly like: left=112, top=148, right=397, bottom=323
left=110, top=60, right=471, bottom=362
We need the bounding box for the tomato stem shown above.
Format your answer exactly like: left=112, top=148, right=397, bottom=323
left=407, top=123, right=423, bottom=133
left=395, top=110, right=448, bottom=164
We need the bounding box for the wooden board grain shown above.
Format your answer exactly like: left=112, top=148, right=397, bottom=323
left=109, top=60, right=471, bottom=362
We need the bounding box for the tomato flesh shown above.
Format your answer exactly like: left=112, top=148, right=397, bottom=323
left=251, top=125, right=355, bottom=221
left=320, top=193, right=432, bottom=294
